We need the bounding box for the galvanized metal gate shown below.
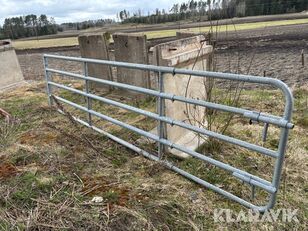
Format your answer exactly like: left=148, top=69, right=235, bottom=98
left=43, top=54, right=294, bottom=212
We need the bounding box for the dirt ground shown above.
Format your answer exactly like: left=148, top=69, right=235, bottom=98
left=16, top=23, right=308, bottom=88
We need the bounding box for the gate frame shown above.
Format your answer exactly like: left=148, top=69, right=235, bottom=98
left=43, top=54, right=294, bottom=212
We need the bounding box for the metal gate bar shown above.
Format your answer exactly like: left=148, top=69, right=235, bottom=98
left=45, top=68, right=293, bottom=129
left=48, top=81, right=278, bottom=158
left=43, top=54, right=294, bottom=212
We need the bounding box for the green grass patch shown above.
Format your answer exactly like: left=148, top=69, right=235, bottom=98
left=13, top=37, right=78, bottom=50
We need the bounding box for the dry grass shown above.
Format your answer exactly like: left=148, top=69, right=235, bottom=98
left=0, top=82, right=307, bottom=230
left=12, top=37, right=79, bottom=50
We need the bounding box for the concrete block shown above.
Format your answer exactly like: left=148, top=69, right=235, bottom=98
left=78, top=33, right=113, bottom=90
left=0, top=40, right=24, bottom=90
left=153, top=36, right=213, bottom=158
left=113, top=33, right=150, bottom=94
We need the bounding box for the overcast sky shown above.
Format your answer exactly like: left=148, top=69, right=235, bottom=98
left=0, top=0, right=185, bottom=24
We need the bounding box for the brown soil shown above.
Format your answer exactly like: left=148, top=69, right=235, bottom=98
left=0, top=163, right=18, bottom=180
left=16, top=23, right=308, bottom=87
left=17, top=49, right=82, bottom=81
left=19, top=130, right=58, bottom=145
left=80, top=175, right=147, bottom=209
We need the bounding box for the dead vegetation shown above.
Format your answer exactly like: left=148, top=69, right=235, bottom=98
left=0, top=82, right=307, bottom=230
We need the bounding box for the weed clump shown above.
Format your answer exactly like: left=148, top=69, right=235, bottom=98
left=0, top=119, right=20, bottom=149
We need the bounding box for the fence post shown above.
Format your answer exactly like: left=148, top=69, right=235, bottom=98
left=157, top=71, right=165, bottom=158
left=43, top=56, right=52, bottom=106
left=84, top=62, right=92, bottom=125
left=301, top=49, right=305, bottom=67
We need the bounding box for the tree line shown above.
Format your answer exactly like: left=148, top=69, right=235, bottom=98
left=214, top=0, right=308, bottom=19
left=59, top=19, right=116, bottom=31
left=1, top=1, right=306, bottom=39
left=118, top=0, right=308, bottom=24
left=118, top=0, right=209, bottom=24
left=0, top=14, right=57, bottom=40
left=244, top=0, right=308, bottom=16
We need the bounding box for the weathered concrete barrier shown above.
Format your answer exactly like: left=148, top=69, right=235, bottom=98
left=78, top=33, right=113, bottom=90
left=113, top=33, right=150, bottom=94
left=0, top=40, right=24, bottom=90
left=153, top=35, right=213, bottom=158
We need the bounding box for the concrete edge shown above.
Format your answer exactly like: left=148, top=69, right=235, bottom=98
left=0, top=81, right=29, bottom=93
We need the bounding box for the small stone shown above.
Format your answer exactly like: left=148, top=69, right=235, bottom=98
left=91, top=196, right=104, bottom=203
